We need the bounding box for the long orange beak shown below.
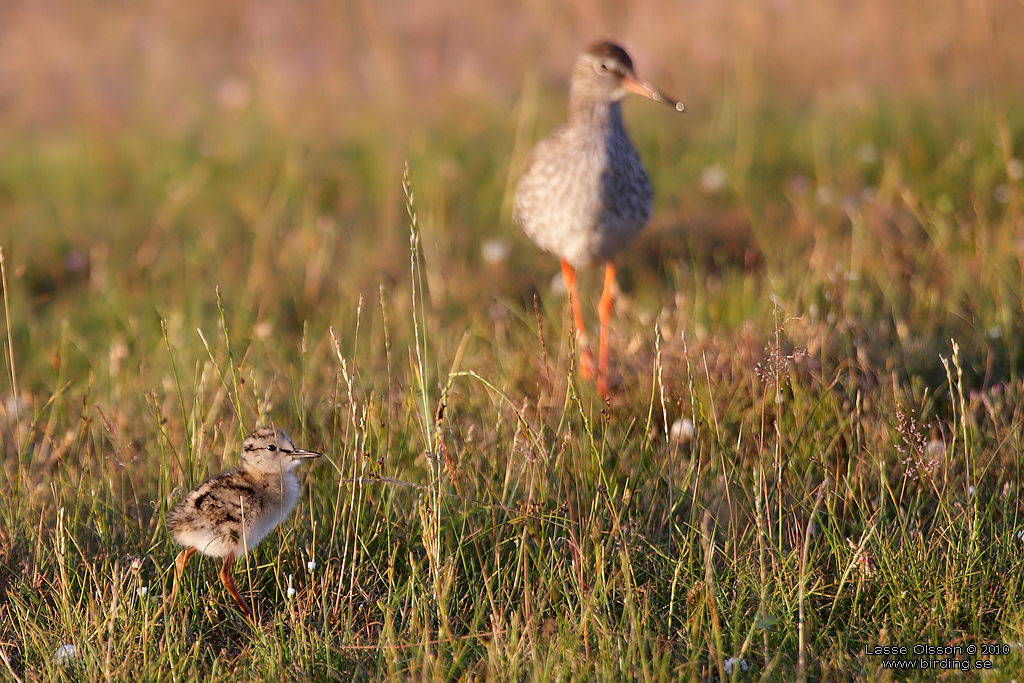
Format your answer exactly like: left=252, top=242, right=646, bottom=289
left=623, top=75, right=685, bottom=112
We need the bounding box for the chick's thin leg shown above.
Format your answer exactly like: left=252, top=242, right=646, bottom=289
left=169, top=546, right=197, bottom=611
left=218, top=553, right=253, bottom=619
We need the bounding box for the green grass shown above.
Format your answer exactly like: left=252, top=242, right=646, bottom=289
left=2, top=93, right=1024, bottom=681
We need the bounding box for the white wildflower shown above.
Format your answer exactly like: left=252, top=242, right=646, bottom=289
left=925, top=440, right=945, bottom=460
left=723, top=656, right=749, bottom=674
left=669, top=418, right=695, bottom=444
left=700, top=164, right=728, bottom=194
left=54, top=644, right=77, bottom=664
left=481, top=239, right=511, bottom=266
left=550, top=272, right=567, bottom=296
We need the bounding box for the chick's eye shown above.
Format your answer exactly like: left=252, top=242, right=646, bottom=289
left=599, top=63, right=609, bottom=71
left=267, top=444, right=277, bottom=451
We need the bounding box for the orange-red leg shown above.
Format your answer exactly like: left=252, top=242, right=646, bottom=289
left=596, top=262, right=616, bottom=400
left=175, top=546, right=196, bottom=578
left=170, top=546, right=197, bottom=609
left=560, top=259, right=594, bottom=377
left=218, top=553, right=253, bottom=620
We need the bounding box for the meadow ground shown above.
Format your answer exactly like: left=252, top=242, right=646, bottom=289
left=3, top=1, right=1024, bottom=681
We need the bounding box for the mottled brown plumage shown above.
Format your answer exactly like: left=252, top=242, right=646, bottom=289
left=513, top=41, right=683, bottom=399
left=168, top=426, right=320, bottom=619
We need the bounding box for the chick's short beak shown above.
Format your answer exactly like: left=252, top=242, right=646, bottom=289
left=290, top=449, right=322, bottom=460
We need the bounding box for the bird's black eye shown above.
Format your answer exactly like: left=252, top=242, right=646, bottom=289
left=267, top=444, right=277, bottom=451
left=599, top=62, right=609, bottom=71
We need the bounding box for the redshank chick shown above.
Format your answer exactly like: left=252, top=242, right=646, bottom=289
left=513, top=41, right=683, bottom=399
left=168, top=426, right=320, bottom=619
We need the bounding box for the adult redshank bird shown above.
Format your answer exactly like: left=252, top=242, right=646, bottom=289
left=168, top=426, right=320, bottom=619
left=513, top=41, right=683, bottom=399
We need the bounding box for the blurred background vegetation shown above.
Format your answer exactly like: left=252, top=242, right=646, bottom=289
left=3, top=0, right=1023, bottom=390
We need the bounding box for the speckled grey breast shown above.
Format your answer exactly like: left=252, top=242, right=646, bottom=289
left=514, top=113, right=653, bottom=268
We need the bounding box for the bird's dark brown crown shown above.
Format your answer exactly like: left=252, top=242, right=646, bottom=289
left=585, top=42, right=634, bottom=71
